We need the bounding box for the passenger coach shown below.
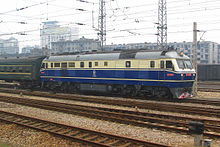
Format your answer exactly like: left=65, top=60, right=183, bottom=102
left=40, top=50, right=196, bottom=98
left=0, top=56, right=45, bottom=88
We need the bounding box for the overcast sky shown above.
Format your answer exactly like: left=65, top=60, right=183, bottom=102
left=0, top=0, right=220, bottom=49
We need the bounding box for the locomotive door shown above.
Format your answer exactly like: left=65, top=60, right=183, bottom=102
left=159, top=60, right=165, bottom=80
left=61, top=62, right=68, bottom=77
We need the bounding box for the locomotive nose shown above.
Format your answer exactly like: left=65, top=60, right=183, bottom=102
left=180, top=72, right=196, bottom=80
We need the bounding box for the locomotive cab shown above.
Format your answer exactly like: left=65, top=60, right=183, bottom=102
left=167, top=52, right=196, bottom=98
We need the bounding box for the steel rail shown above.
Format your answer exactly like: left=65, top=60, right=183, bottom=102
left=0, top=110, right=168, bottom=147
left=0, top=95, right=220, bottom=138
left=0, top=88, right=220, bottom=116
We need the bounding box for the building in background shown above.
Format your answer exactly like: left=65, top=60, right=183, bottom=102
left=0, top=37, right=19, bottom=55
left=104, top=41, right=220, bottom=64
left=104, top=42, right=158, bottom=51
left=22, top=45, right=40, bottom=54
left=170, top=41, right=219, bottom=64
left=21, top=45, right=44, bottom=56
left=40, top=21, right=79, bottom=52
left=51, top=36, right=101, bottom=54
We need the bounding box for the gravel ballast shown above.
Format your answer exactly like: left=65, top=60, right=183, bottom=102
left=0, top=91, right=219, bottom=146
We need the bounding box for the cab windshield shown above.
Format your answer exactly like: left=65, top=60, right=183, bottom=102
left=177, top=59, right=193, bottom=69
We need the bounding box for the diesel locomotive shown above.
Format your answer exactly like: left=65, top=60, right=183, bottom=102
left=0, top=50, right=196, bottom=99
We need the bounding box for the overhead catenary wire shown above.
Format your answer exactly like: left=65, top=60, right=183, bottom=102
left=0, top=0, right=220, bottom=47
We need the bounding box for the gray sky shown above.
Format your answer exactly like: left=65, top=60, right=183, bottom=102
left=0, top=0, right=220, bottom=49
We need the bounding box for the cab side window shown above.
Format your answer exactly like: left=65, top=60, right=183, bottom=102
left=166, top=61, right=173, bottom=69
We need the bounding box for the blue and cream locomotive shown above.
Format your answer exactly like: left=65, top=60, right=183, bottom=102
left=40, top=50, right=196, bottom=98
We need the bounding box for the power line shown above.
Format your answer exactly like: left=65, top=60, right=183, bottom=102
left=1, top=0, right=220, bottom=47
left=0, top=0, right=57, bottom=15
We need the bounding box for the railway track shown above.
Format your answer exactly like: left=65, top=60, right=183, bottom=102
left=0, top=88, right=220, bottom=115
left=198, top=88, right=220, bottom=92
left=198, top=82, right=220, bottom=92
left=181, top=98, right=220, bottom=107
left=0, top=110, right=167, bottom=147
left=0, top=95, right=220, bottom=138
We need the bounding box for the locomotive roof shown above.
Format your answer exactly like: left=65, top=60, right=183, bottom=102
left=44, top=50, right=189, bottom=62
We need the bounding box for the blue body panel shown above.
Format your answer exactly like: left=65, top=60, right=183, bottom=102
left=40, top=69, right=195, bottom=88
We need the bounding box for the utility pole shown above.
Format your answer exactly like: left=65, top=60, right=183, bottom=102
left=157, top=0, right=167, bottom=50
left=193, top=22, right=198, bottom=97
left=98, top=0, right=106, bottom=51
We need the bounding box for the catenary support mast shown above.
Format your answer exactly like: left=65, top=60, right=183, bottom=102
left=98, top=0, right=106, bottom=51
left=193, top=22, right=198, bottom=96
left=157, top=0, right=167, bottom=50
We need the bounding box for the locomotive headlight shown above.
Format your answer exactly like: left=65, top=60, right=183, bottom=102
left=180, top=51, right=184, bottom=57
left=193, top=73, right=196, bottom=76
left=181, top=74, right=184, bottom=77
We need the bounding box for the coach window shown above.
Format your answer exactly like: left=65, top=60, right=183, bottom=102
left=12, top=67, right=16, bottom=72
left=95, top=62, right=98, bottom=66
left=166, top=60, right=173, bottom=70
left=80, top=62, right=84, bottom=68
left=25, top=67, right=30, bottom=73
left=8, top=67, right=13, bottom=72
left=69, top=62, right=75, bottom=67
left=1, top=67, right=4, bottom=72
left=15, top=67, right=19, bottom=72
left=150, top=61, right=155, bottom=68
left=160, top=61, right=164, bottom=68
left=104, top=62, right=108, bottom=67
left=19, top=67, right=23, bottom=72
left=4, top=67, right=7, bottom=72
left=51, top=63, right=54, bottom=68
left=7, top=67, right=11, bottom=72
left=61, top=62, right=67, bottom=68
left=41, top=63, right=45, bottom=69
left=5, top=67, right=8, bottom=72
left=125, top=61, right=131, bottom=68
left=54, top=63, right=60, bottom=68
left=3, top=67, right=6, bottom=72
left=89, top=62, right=92, bottom=68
